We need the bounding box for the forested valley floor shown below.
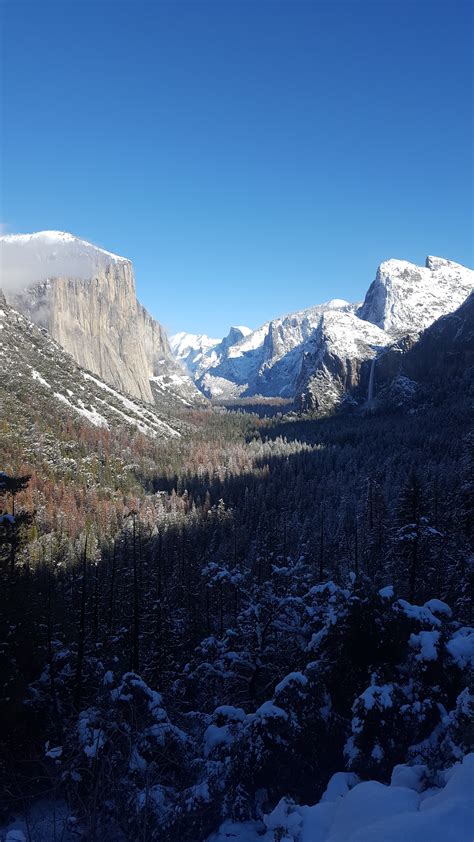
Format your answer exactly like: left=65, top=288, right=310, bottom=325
left=0, top=387, right=473, bottom=840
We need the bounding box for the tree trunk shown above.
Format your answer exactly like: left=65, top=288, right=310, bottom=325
left=74, top=534, right=88, bottom=708
left=132, top=515, right=140, bottom=673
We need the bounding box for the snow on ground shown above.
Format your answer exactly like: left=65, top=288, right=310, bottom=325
left=150, top=371, right=195, bottom=406
left=233, top=325, right=252, bottom=336
left=96, top=398, right=180, bottom=438
left=0, top=799, right=78, bottom=842
left=208, top=753, right=474, bottom=842
left=172, top=298, right=386, bottom=401
left=170, top=255, right=472, bottom=402
left=30, top=368, right=51, bottom=389
left=82, top=372, right=180, bottom=437
left=53, top=391, right=109, bottom=428
left=1, top=755, right=472, bottom=841
left=169, top=331, right=222, bottom=377
left=170, top=331, right=222, bottom=357
left=32, top=367, right=180, bottom=437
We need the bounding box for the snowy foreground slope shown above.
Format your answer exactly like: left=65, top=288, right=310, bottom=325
left=0, top=231, right=202, bottom=409
left=172, top=256, right=473, bottom=409
left=0, top=292, right=181, bottom=438
left=2, top=577, right=471, bottom=842
left=3, top=755, right=472, bottom=842
left=209, top=753, right=474, bottom=842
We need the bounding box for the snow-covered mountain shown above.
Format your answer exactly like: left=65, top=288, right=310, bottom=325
left=173, top=302, right=357, bottom=400
left=171, top=256, right=473, bottom=411
left=0, top=231, right=203, bottom=409
left=358, top=256, right=473, bottom=334
left=0, top=291, right=182, bottom=438
left=170, top=331, right=223, bottom=376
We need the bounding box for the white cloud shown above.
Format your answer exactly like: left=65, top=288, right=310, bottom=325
left=0, top=232, right=119, bottom=293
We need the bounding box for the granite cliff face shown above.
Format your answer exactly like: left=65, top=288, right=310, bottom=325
left=138, top=302, right=171, bottom=375
left=9, top=264, right=155, bottom=403
left=294, top=310, right=390, bottom=412
left=370, top=290, right=474, bottom=409
left=3, top=233, right=471, bottom=416
left=0, top=231, right=201, bottom=407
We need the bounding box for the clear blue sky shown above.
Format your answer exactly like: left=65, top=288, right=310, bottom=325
left=1, top=0, right=472, bottom=337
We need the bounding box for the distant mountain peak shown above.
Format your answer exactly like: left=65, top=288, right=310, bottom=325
left=231, top=324, right=252, bottom=335
left=223, top=325, right=252, bottom=346
left=324, top=298, right=351, bottom=309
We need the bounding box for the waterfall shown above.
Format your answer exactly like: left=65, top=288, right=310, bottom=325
left=368, top=356, right=376, bottom=407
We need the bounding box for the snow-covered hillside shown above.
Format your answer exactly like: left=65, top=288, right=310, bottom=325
left=0, top=293, right=182, bottom=438
left=170, top=331, right=222, bottom=376
left=295, top=308, right=390, bottom=412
